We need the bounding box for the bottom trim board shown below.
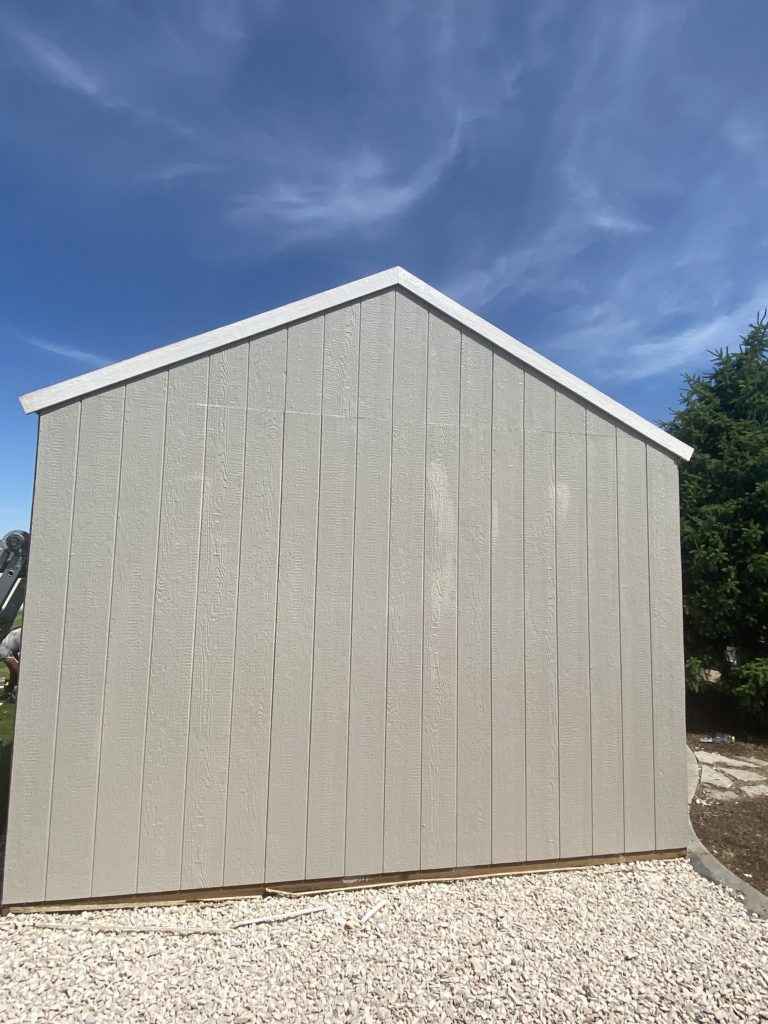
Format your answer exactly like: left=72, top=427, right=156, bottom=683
left=1, top=848, right=686, bottom=915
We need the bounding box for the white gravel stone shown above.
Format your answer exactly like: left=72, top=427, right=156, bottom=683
left=708, top=789, right=740, bottom=802
left=724, top=768, right=766, bottom=783
left=0, top=860, right=766, bottom=1023
left=696, top=751, right=754, bottom=769
left=743, top=783, right=768, bottom=797
left=742, top=757, right=768, bottom=768
left=701, top=765, right=734, bottom=788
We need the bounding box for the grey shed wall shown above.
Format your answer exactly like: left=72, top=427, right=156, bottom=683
left=2, top=286, right=687, bottom=905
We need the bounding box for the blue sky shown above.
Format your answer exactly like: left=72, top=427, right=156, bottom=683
left=1, top=1, right=766, bottom=534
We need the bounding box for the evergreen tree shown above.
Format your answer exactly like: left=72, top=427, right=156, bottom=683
left=665, top=314, right=768, bottom=720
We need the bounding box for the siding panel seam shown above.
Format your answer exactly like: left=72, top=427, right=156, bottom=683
left=222, top=342, right=252, bottom=883
left=89, top=386, right=127, bottom=896
left=303, top=314, right=327, bottom=878
left=342, top=304, right=362, bottom=875
left=42, top=401, right=82, bottom=899
left=263, top=342, right=289, bottom=881
left=646, top=443, right=658, bottom=846
left=454, top=330, right=463, bottom=868
left=553, top=392, right=560, bottom=858
left=418, top=311, right=430, bottom=870
left=616, top=428, right=627, bottom=851
left=381, top=289, right=398, bottom=874
left=489, top=352, right=494, bottom=859
left=585, top=416, right=595, bottom=855
left=134, top=372, right=170, bottom=890
left=521, top=372, right=527, bottom=862
left=178, top=359, right=212, bottom=890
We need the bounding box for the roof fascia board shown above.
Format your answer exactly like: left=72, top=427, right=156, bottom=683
left=19, top=267, right=400, bottom=415
left=395, top=268, right=693, bottom=462
left=19, top=265, right=693, bottom=462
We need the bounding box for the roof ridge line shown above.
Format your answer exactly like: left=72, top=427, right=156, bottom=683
left=18, top=266, right=692, bottom=461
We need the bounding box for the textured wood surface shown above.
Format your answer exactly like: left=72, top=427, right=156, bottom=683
left=555, top=391, right=592, bottom=858
left=648, top=446, right=687, bottom=849
left=224, top=329, right=286, bottom=886
left=306, top=303, right=359, bottom=879
left=587, top=410, right=624, bottom=856
left=421, top=312, right=460, bottom=870
left=457, top=335, right=493, bottom=866
left=617, top=432, right=655, bottom=852
left=137, top=358, right=209, bottom=894
left=2, top=406, right=80, bottom=904
left=490, top=354, right=525, bottom=864
left=345, top=292, right=395, bottom=876
left=384, top=292, right=428, bottom=873
left=265, top=316, right=324, bottom=882
left=46, top=388, right=124, bottom=901
left=181, top=343, right=248, bottom=890
left=92, top=374, right=167, bottom=896
left=5, top=287, right=688, bottom=904
left=524, top=373, right=559, bottom=861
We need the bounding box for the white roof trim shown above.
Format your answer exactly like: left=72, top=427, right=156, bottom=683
left=19, top=266, right=693, bottom=461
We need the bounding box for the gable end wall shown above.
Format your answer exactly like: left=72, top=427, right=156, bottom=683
left=2, top=287, right=687, bottom=904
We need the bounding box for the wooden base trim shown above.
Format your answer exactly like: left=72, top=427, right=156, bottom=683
left=1, top=848, right=686, bottom=915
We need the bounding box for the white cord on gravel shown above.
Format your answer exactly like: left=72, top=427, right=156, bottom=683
left=20, top=904, right=330, bottom=936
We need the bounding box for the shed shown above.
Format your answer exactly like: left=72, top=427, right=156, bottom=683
left=2, top=268, right=693, bottom=908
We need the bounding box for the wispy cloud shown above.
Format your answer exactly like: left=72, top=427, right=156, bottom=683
left=2, top=17, right=198, bottom=139
left=9, top=23, right=109, bottom=102
left=614, top=293, right=768, bottom=382
left=24, top=337, right=109, bottom=368
left=233, top=124, right=462, bottom=239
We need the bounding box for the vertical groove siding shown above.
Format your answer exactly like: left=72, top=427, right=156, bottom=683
left=490, top=355, right=525, bottom=863
left=46, top=388, right=125, bottom=900
left=421, top=312, right=460, bottom=870
left=305, top=303, right=360, bottom=879
left=384, top=291, right=428, bottom=873
left=457, top=335, right=493, bottom=865
left=223, top=328, right=287, bottom=887
left=586, top=409, right=624, bottom=856
left=3, top=405, right=80, bottom=904
left=345, top=292, right=394, bottom=876
left=524, top=373, right=559, bottom=861
left=137, top=358, right=209, bottom=894
left=265, top=315, right=324, bottom=881
left=555, top=391, right=591, bottom=858
left=181, top=342, right=248, bottom=890
left=93, top=374, right=168, bottom=896
left=3, top=287, right=688, bottom=903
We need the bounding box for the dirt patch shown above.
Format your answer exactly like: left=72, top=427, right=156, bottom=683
left=691, top=793, right=768, bottom=895
left=689, top=733, right=768, bottom=895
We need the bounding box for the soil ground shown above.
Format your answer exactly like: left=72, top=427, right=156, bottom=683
left=688, top=727, right=768, bottom=895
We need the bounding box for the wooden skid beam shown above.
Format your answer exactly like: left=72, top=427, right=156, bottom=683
left=1, top=848, right=685, bottom=915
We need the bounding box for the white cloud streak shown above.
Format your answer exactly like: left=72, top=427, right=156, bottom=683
left=615, top=294, right=768, bottom=382
left=24, top=337, right=109, bottom=368
left=3, top=7, right=473, bottom=243
left=233, top=124, right=462, bottom=239
left=9, top=24, right=109, bottom=102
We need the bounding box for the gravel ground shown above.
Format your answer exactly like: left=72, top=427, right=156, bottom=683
left=0, top=859, right=766, bottom=1023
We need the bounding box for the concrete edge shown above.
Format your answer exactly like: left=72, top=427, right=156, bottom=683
left=686, top=745, right=768, bottom=918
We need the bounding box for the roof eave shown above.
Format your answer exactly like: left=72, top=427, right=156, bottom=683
left=18, top=265, right=693, bottom=462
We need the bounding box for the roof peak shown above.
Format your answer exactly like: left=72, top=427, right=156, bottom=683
left=19, top=266, right=692, bottom=461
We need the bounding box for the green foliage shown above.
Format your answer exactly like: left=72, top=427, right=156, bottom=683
left=665, top=314, right=768, bottom=721
left=732, top=659, right=768, bottom=721
left=684, top=656, right=713, bottom=694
